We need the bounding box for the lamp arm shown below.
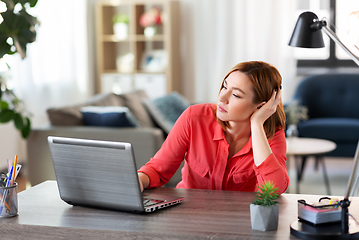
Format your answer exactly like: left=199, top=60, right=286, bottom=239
left=321, top=24, right=359, bottom=67
left=344, top=141, right=359, bottom=199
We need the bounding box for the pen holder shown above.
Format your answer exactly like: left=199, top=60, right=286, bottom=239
left=0, top=182, right=18, bottom=217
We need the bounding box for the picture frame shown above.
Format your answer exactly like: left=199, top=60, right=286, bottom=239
left=141, top=50, right=167, bottom=72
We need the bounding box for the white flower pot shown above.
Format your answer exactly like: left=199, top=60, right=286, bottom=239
left=250, top=204, right=279, bottom=231
left=113, top=23, right=128, bottom=40
left=144, top=26, right=156, bottom=37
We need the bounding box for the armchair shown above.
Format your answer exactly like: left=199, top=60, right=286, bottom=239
left=294, top=73, right=359, bottom=158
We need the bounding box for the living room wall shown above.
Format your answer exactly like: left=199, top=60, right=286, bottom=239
left=0, top=0, right=298, bottom=170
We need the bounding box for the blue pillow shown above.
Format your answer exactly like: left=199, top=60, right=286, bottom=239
left=143, top=92, right=190, bottom=133
left=81, top=106, right=140, bottom=128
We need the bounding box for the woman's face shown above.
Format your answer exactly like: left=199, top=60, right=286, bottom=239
left=216, top=71, right=260, bottom=124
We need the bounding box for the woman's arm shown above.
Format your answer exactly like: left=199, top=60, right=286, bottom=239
left=250, top=89, right=289, bottom=193
left=253, top=129, right=289, bottom=193
left=250, top=89, right=282, bottom=166
left=137, top=106, right=192, bottom=191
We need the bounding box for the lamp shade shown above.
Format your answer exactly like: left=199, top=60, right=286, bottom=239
left=288, top=12, right=325, bottom=48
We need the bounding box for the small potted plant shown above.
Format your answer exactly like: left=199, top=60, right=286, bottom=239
left=250, top=181, right=279, bottom=231
left=284, top=100, right=308, bottom=138
left=113, top=14, right=129, bottom=40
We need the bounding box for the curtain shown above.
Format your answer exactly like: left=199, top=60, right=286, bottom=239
left=7, top=0, right=91, bottom=127
left=1, top=0, right=90, bottom=166
left=179, top=0, right=297, bottom=104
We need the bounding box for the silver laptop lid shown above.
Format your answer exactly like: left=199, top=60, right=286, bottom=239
left=48, top=136, right=144, bottom=212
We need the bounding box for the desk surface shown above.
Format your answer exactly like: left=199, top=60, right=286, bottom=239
left=0, top=181, right=356, bottom=239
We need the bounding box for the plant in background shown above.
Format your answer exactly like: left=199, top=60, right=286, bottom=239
left=0, top=0, right=39, bottom=138
left=113, top=13, right=129, bottom=25
left=252, top=181, right=279, bottom=206
left=0, top=0, right=39, bottom=59
left=284, top=100, right=308, bottom=126
left=112, top=13, right=129, bottom=40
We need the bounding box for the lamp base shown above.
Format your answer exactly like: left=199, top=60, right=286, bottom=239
left=290, top=219, right=359, bottom=240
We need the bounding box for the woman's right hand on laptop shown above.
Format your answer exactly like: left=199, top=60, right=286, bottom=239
left=138, top=173, right=150, bottom=192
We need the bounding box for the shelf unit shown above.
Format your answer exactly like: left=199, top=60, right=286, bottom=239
left=95, top=0, right=180, bottom=98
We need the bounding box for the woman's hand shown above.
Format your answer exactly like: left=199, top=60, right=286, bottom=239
left=138, top=172, right=150, bottom=192
left=250, top=89, right=282, bottom=126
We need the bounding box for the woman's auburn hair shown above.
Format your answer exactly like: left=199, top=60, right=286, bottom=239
left=216, top=61, right=286, bottom=139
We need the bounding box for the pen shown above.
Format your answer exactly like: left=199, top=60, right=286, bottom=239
left=10, top=155, right=18, bottom=186
left=0, top=166, right=13, bottom=214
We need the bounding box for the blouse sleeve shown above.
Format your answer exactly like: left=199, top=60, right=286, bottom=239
left=137, top=106, right=191, bottom=188
left=253, top=129, right=289, bottom=194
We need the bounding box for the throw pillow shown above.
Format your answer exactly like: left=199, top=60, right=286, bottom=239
left=143, top=92, right=190, bottom=134
left=47, top=93, right=125, bottom=126
left=80, top=106, right=140, bottom=128
left=119, top=90, right=156, bottom=128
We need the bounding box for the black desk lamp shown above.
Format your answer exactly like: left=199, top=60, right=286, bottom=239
left=289, top=11, right=359, bottom=66
left=288, top=11, right=359, bottom=240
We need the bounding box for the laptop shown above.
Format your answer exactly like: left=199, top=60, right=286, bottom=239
left=47, top=136, right=184, bottom=213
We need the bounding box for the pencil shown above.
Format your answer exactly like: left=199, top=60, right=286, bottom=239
left=10, top=155, right=18, bottom=186
left=0, top=191, right=11, bottom=212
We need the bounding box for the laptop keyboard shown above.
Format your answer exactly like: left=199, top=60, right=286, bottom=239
left=143, top=198, right=165, bottom=207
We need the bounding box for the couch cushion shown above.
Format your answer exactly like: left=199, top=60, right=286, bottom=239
left=47, top=93, right=125, bottom=126
left=143, top=92, right=190, bottom=134
left=81, top=106, right=140, bottom=128
left=119, top=90, right=155, bottom=128
left=298, top=118, right=359, bottom=142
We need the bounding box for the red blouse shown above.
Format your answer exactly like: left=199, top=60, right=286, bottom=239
left=138, top=103, right=289, bottom=193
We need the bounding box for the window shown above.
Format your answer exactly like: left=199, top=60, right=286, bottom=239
left=295, top=0, right=359, bottom=67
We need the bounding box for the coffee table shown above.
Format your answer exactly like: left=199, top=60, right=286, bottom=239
left=286, top=137, right=337, bottom=194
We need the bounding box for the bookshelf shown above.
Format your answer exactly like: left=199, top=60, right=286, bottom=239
left=95, top=0, right=181, bottom=98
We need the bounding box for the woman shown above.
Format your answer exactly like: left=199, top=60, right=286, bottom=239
left=138, top=61, right=289, bottom=193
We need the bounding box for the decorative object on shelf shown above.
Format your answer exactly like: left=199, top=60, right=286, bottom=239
left=113, top=13, right=129, bottom=40
left=116, top=53, right=134, bottom=72
left=0, top=0, right=39, bottom=138
left=250, top=181, right=279, bottom=231
left=141, top=49, right=167, bottom=72
left=139, top=7, right=162, bottom=37
left=284, top=100, right=308, bottom=138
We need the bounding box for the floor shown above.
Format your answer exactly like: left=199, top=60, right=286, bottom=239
left=16, top=156, right=355, bottom=196
left=286, top=156, right=355, bottom=196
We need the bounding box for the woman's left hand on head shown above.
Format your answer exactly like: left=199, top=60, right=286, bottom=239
left=250, top=89, right=282, bottom=126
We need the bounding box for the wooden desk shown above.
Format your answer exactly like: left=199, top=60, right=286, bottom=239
left=0, top=181, right=357, bottom=239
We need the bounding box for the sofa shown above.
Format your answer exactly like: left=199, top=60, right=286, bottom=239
left=294, top=73, right=359, bottom=157
left=26, top=90, right=190, bottom=187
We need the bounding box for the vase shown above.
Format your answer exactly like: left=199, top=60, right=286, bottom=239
left=144, top=26, right=157, bottom=37
left=286, top=124, right=299, bottom=138
left=113, top=23, right=128, bottom=40
left=250, top=204, right=279, bottom=231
